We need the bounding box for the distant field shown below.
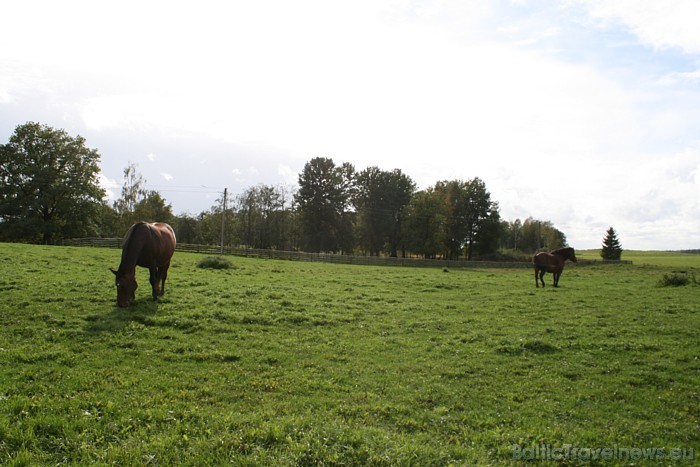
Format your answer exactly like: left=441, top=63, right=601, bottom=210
left=579, top=249, right=700, bottom=268
left=0, top=243, right=698, bottom=464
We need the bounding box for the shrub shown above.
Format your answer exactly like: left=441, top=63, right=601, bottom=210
left=659, top=273, right=692, bottom=287
left=197, top=256, right=234, bottom=270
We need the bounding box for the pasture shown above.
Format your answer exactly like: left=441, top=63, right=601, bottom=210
left=578, top=249, right=700, bottom=268
left=0, top=243, right=698, bottom=465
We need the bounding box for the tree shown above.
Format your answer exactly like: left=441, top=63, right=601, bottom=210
left=519, top=217, right=567, bottom=252
left=600, top=226, right=623, bottom=260
left=403, top=188, right=447, bottom=259
left=0, top=122, right=106, bottom=243
left=199, top=192, right=237, bottom=247
left=112, top=162, right=173, bottom=233
left=354, top=167, right=416, bottom=256
left=235, top=184, right=292, bottom=249
left=133, top=191, right=174, bottom=225
left=113, top=162, right=149, bottom=232
left=472, top=206, right=503, bottom=257
left=435, top=178, right=500, bottom=260
left=501, top=219, right=523, bottom=250
left=295, top=157, right=355, bottom=253
left=173, top=214, right=202, bottom=244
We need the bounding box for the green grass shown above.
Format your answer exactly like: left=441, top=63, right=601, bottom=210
left=1, top=243, right=698, bottom=465
left=579, top=249, right=700, bottom=268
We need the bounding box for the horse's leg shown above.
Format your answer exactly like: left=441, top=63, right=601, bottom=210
left=159, top=263, right=170, bottom=297
left=534, top=268, right=540, bottom=288
left=150, top=267, right=160, bottom=300
left=554, top=270, right=562, bottom=287
left=539, top=270, right=546, bottom=288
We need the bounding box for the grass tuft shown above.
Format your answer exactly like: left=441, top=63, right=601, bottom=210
left=659, top=272, right=695, bottom=287
left=196, top=256, right=234, bottom=270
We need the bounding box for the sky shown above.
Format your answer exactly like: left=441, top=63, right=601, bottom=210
left=2, top=0, right=699, bottom=250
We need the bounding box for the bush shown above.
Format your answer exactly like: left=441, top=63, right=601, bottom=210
left=197, top=256, right=234, bottom=270
left=659, top=273, right=693, bottom=287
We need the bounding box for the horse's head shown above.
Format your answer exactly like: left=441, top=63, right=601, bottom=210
left=111, top=268, right=137, bottom=307
left=568, top=248, right=578, bottom=263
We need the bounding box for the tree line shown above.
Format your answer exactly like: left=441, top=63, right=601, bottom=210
left=1, top=122, right=568, bottom=259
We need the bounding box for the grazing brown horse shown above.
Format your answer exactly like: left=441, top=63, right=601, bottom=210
left=532, top=247, right=577, bottom=288
left=111, top=222, right=176, bottom=307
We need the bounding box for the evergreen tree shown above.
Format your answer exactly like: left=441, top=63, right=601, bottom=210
left=600, top=227, right=623, bottom=260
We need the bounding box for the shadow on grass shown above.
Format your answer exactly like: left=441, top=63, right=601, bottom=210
left=84, top=299, right=159, bottom=333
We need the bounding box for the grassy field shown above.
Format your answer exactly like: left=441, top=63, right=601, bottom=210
left=579, top=249, right=700, bottom=268
left=0, top=243, right=698, bottom=465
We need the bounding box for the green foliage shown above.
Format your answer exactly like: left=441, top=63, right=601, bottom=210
left=0, top=122, right=106, bottom=243
left=0, top=125, right=568, bottom=257
left=435, top=178, right=500, bottom=260
left=354, top=167, right=416, bottom=257
left=1, top=243, right=698, bottom=464
left=402, top=187, right=447, bottom=259
left=133, top=192, right=174, bottom=225
left=659, top=272, right=695, bottom=287
left=113, top=162, right=174, bottom=234
left=601, top=226, right=623, bottom=260
left=234, top=184, right=293, bottom=250
left=295, top=157, right=356, bottom=253
left=197, top=256, right=234, bottom=269
left=503, top=217, right=567, bottom=253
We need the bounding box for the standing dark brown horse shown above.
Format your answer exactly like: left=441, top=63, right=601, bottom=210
left=532, top=247, right=577, bottom=288
left=111, top=222, right=176, bottom=307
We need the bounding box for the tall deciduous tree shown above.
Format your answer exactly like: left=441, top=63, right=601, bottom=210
left=600, top=226, right=623, bottom=260
left=501, top=218, right=523, bottom=250
left=519, top=217, right=567, bottom=252
left=134, top=191, right=175, bottom=225
left=235, top=184, right=292, bottom=249
left=113, top=162, right=148, bottom=232
left=354, top=167, right=416, bottom=257
left=0, top=122, right=106, bottom=243
left=113, top=162, right=173, bottom=233
left=436, top=178, right=500, bottom=260
left=295, top=157, right=355, bottom=253
left=403, top=188, right=447, bottom=259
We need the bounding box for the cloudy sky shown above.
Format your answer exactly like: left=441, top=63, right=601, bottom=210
left=2, top=0, right=699, bottom=250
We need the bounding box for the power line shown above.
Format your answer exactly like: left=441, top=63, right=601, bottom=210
left=143, top=184, right=224, bottom=195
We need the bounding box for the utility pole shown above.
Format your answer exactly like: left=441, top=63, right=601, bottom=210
left=220, top=188, right=227, bottom=254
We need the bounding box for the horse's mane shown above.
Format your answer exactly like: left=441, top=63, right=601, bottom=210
left=120, top=222, right=148, bottom=264
left=122, top=222, right=141, bottom=249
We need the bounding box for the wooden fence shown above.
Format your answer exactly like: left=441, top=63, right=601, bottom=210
left=62, top=237, right=534, bottom=269
left=62, top=238, right=630, bottom=268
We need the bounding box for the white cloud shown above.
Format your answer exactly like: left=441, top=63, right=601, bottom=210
left=277, top=164, right=297, bottom=185
left=657, top=69, right=700, bottom=86
left=161, top=173, right=174, bottom=182
left=99, top=174, right=120, bottom=201
left=574, top=0, right=700, bottom=53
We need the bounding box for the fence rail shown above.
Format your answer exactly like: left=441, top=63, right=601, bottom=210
left=61, top=238, right=630, bottom=268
